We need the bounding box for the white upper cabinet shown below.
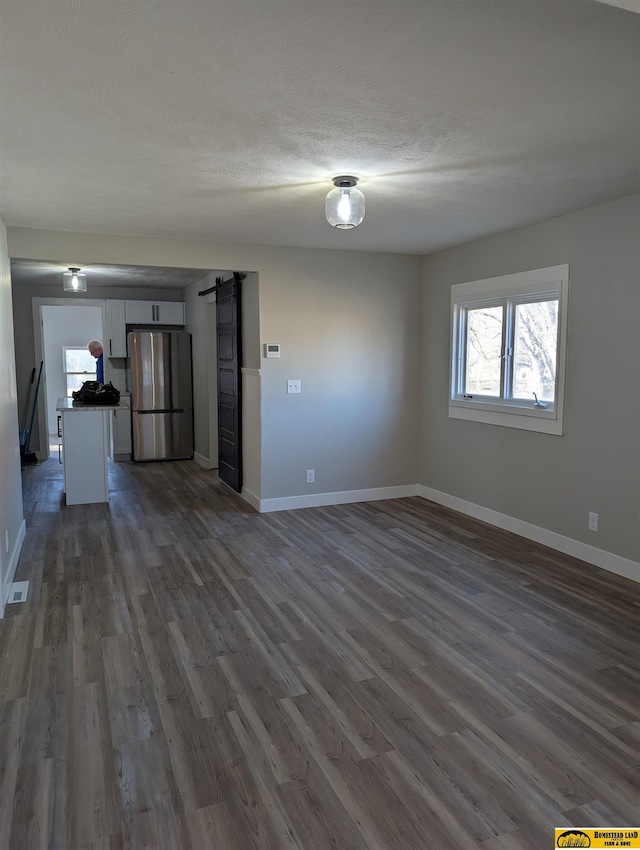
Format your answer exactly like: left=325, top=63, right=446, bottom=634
left=125, top=300, right=185, bottom=326
left=107, top=300, right=186, bottom=356
left=105, top=300, right=127, bottom=357
left=125, top=300, right=154, bottom=324
left=155, top=301, right=185, bottom=325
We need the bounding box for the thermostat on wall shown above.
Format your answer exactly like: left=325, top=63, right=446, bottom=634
left=264, top=343, right=281, bottom=358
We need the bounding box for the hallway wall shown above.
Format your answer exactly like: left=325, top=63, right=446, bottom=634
left=0, top=221, right=25, bottom=615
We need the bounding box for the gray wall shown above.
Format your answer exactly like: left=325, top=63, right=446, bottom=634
left=242, top=272, right=260, bottom=371
left=184, top=271, right=218, bottom=465
left=420, top=194, right=640, bottom=562
left=0, top=222, right=24, bottom=602
left=258, top=249, right=422, bottom=498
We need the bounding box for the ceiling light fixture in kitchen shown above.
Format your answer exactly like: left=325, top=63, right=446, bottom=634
left=325, top=176, right=365, bottom=229
left=63, top=267, right=87, bottom=293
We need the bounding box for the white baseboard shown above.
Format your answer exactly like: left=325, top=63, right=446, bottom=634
left=418, top=485, right=640, bottom=584
left=241, top=487, right=261, bottom=511
left=0, top=520, right=27, bottom=618
left=194, top=452, right=213, bottom=470
left=257, top=484, right=419, bottom=514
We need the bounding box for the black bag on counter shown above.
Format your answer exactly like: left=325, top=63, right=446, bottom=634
left=72, top=381, right=121, bottom=405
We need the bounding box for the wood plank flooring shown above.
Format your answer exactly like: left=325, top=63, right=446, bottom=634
left=1, top=457, right=638, bottom=849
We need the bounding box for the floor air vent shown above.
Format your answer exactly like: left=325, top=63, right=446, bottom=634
left=8, top=581, right=29, bottom=604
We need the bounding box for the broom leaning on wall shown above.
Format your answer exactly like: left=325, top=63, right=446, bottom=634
left=20, top=360, right=43, bottom=466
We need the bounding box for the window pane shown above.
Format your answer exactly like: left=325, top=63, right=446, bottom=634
left=513, top=299, right=558, bottom=402
left=65, top=348, right=95, bottom=374
left=66, top=372, right=96, bottom=396
left=465, top=306, right=503, bottom=396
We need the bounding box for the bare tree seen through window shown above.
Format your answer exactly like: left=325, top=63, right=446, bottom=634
left=465, top=298, right=558, bottom=402
left=466, top=306, right=503, bottom=395
left=513, top=300, right=558, bottom=402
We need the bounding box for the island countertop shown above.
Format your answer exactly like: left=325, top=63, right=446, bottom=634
left=56, top=397, right=130, bottom=412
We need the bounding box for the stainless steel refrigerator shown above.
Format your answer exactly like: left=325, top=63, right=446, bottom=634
left=129, top=331, right=194, bottom=461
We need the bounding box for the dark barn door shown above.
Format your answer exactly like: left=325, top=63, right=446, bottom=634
left=216, top=274, right=243, bottom=492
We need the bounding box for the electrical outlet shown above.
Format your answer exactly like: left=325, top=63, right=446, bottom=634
left=287, top=380, right=301, bottom=394
left=306, top=469, right=315, bottom=483
left=588, top=511, right=598, bottom=532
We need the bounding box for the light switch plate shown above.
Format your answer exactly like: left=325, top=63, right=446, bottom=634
left=287, top=379, right=301, bottom=394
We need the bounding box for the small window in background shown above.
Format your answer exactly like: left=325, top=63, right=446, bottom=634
left=450, top=265, right=569, bottom=435
left=63, top=346, right=96, bottom=397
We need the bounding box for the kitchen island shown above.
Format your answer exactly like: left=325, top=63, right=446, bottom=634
left=56, top=397, right=130, bottom=505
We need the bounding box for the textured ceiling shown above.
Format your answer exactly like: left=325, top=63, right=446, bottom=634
left=9, top=260, right=215, bottom=290
left=1, top=0, right=639, bottom=259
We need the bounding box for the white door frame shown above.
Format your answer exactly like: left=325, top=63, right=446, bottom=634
left=32, top=297, right=106, bottom=460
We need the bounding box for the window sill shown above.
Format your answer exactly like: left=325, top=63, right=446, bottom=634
left=449, top=402, right=564, bottom=435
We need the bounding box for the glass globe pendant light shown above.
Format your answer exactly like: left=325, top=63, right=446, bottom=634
left=63, top=267, right=87, bottom=292
left=325, top=176, right=365, bottom=229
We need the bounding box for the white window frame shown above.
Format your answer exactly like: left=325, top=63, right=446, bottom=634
left=449, top=264, right=569, bottom=436
left=62, top=345, right=97, bottom=397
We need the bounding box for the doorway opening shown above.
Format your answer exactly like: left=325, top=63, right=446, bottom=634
left=33, top=299, right=106, bottom=461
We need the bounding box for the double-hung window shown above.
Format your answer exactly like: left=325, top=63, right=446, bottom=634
left=449, top=264, right=569, bottom=435
left=63, top=346, right=97, bottom=397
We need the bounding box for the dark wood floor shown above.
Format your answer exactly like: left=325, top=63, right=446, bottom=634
left=1, top=457, right=638, bottom=850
